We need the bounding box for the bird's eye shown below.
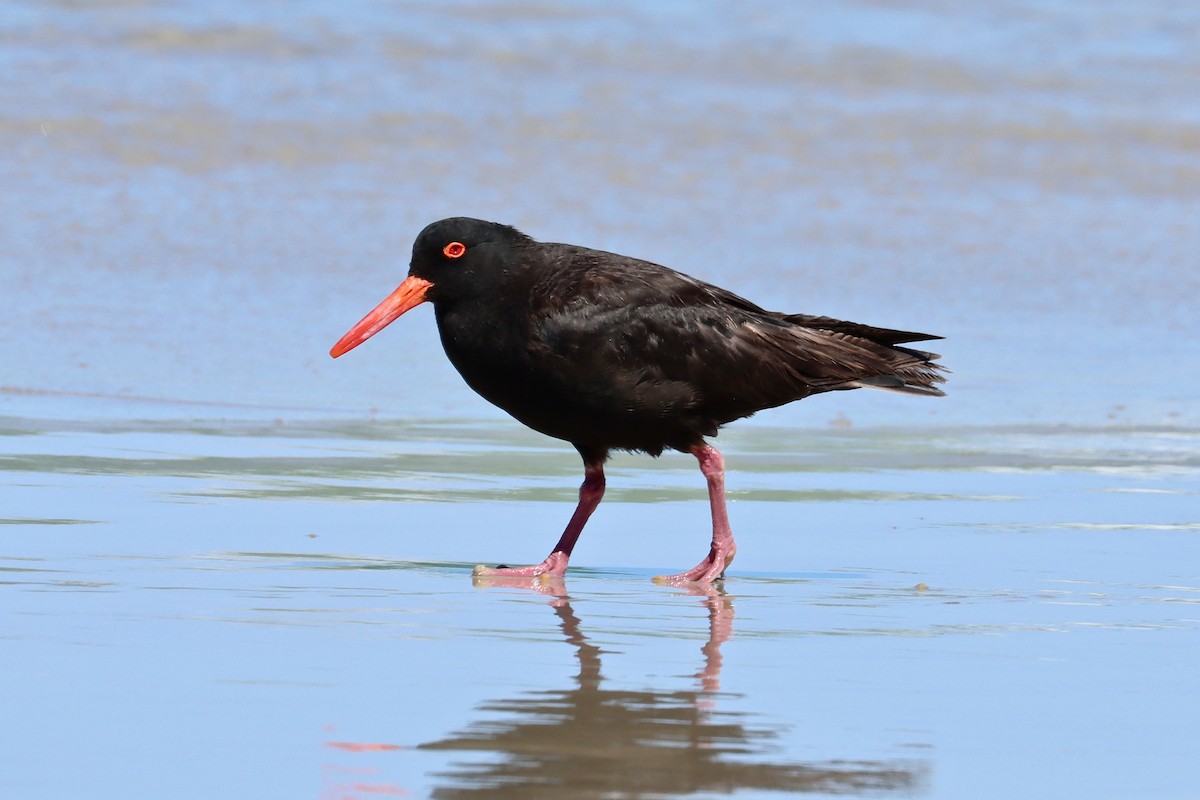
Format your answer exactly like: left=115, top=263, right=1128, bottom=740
left=443, top=242, right=467, bottom=259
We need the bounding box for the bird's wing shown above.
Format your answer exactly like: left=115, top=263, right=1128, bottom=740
left=525, top=250, right=726, bottom=418
left=526, top=248, right=944, bottom=428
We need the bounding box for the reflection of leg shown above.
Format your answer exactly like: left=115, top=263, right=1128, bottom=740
left=700, top=587, right=735, bottom=694
left=473, top=460, right=606, bottom=579
left=654, top=444, right=737, bottom=584
left=675, top=583, right=735, bottom=695
left=553, top=602, right=602, bottom=692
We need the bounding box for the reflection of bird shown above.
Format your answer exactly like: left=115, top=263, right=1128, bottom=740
left=331, top=218, right=947, bottom=582
left=419, top=584, right=928, bottom=797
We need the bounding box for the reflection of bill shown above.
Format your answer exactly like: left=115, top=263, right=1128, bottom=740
left=424, top=578, right=928, bottom=797
left=320, top=735, right=407, bottom=799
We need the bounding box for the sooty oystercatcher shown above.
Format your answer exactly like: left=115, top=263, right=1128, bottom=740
left=331, top=217, right=946, bottom=583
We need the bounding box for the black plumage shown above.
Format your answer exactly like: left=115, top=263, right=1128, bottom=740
left=331, top=217, right=946, bottom=583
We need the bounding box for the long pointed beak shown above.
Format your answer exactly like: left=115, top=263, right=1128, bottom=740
left=329, top=275, right=433, bottom=358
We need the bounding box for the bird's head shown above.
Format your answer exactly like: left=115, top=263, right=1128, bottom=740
left=330, top=217, right=529, bottom=358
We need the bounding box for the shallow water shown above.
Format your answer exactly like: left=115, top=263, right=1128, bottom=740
left=4, top=418, right=1199, bottom=798
left=3, top=0, right=1200, bottom=798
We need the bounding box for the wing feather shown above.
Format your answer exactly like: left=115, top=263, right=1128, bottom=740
left=525, top=243, right=946, bottom=434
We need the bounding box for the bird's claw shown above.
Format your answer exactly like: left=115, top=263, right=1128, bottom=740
left=652, top=545, right=736, bottom=586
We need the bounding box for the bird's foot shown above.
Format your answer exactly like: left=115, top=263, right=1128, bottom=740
left=471, top=570, right=568, bottom=601
left=652, top=543, right=737, bottom=586
left=472, top=550, right=570, bottom=579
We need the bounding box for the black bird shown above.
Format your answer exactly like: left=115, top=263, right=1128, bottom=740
left=331, top=217, right=946, bottom=583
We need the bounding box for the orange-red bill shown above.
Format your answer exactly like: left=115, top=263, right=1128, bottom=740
left=329, top=275, right=433, bottom=358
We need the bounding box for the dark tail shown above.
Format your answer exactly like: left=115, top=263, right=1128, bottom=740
left=786, top=314, right=949, bottom=397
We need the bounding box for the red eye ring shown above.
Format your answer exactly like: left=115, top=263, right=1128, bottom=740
left=443, top=242, right=466, bottom=258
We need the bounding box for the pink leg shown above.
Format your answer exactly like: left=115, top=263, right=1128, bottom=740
left=472, top=460, right=605, bottom=579
left=654, top=443, right=737, bottom=585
